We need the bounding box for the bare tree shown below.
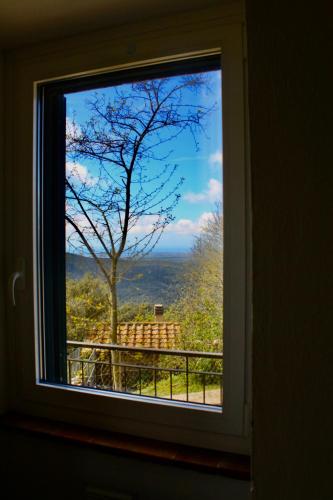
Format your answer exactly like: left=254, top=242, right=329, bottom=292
left=65, top=73, right=213, bottom=389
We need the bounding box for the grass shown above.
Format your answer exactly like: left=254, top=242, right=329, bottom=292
left=138, top=373, right=220, bottom=399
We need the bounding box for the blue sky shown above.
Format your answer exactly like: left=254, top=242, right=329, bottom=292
left=65, top=69, right=222, bottom=252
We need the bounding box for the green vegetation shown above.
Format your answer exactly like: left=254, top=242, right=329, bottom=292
left=66, top=210, right=223, bottom=394
left=139, top=373, right=220, bottom=400
left=166, top=209, right=223, bottom=353
left=66, top=252, right=188, bottom=306
left=66, top=76, right=212, bottom=391
left=66, top=274, right=109, bottom=341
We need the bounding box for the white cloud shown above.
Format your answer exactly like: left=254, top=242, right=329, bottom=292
left=170, top=154, right=207, bottom=163
left=209, top=149, right=223, bottom=167
left=197, top=211, right=215, bottom=227
left=65, top=211, right=106, bottom=253
left=129, top=215, right=159, bottom=235
left=66, top=161, right=97, bottom=186
left=65, top=211, right=216, bottom=253
left=166, top=212, right=214, bottom=235
left=184, top=178, right=222, bottom=204
left=129, top=212, right=214, bottom=237
left=66, top=117, right=82, bottom=140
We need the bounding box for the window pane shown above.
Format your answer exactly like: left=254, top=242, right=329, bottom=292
left=64, top=66, right=223, bottom=407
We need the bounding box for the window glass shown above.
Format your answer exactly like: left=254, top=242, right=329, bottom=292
left=41, top=59, right=223, bottom=409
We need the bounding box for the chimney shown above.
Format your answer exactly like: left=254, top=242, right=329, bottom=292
left=154, top=304, right=164, bottom=322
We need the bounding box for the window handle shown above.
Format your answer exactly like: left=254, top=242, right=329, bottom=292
left=10, top=272, right=22, bottom=307
left=9, top=259, right=25, bottom=307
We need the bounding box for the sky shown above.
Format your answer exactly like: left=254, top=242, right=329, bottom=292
left=65, top=69, right=222, bottom=253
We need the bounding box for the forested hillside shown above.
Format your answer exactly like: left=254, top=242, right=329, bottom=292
left=66, top=252, right=189, bottom=305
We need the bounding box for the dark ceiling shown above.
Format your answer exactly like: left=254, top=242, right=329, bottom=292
left=0, top=0, right=225, bottom=49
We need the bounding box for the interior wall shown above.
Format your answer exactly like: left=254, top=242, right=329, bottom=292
left=247, top=2, right=332, bottom=499
left=0, top=429, right=249, bottom=500
left=0, top=5, right=250, bottom=500
left=2, top=0, right=331, bottom=498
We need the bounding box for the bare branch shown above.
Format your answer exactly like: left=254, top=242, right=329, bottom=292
left=65, top=215, right=111, bottom=288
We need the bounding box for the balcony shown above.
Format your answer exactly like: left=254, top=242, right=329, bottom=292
left=67, top=340, right=223, bottom=407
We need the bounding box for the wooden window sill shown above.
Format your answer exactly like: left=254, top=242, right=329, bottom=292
left=0, top=412, right=250, bottom=480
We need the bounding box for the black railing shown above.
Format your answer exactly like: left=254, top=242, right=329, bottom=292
left=67, top=340, right=223, bottom=407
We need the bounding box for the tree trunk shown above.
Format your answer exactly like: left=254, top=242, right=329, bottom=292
left=110, top=259, right=122, bottom=391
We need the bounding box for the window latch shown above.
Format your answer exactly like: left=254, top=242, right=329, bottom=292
left=9, top=258, right=25, bottom=307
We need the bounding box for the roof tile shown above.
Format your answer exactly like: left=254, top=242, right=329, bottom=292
left=87, top=322, right=180, bottom=349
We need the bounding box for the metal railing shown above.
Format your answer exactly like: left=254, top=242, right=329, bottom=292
left=67, top=340, right=223, bottom=407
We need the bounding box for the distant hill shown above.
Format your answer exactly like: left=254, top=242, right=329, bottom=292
left=66, top=252, right=191, bottom=306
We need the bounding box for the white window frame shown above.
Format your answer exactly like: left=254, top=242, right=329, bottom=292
left=5, top=5, right=250, bottom=454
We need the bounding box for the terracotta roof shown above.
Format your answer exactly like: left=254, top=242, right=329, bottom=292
left=88, top=322, right=180, bottom=349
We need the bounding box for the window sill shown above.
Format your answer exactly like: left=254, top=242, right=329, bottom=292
left=1, top=412, right=250, bottom=480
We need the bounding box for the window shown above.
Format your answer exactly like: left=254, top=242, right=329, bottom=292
left=39, top=55, right=224, bottom=408
left=8, top=10, right=249, bottom=453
